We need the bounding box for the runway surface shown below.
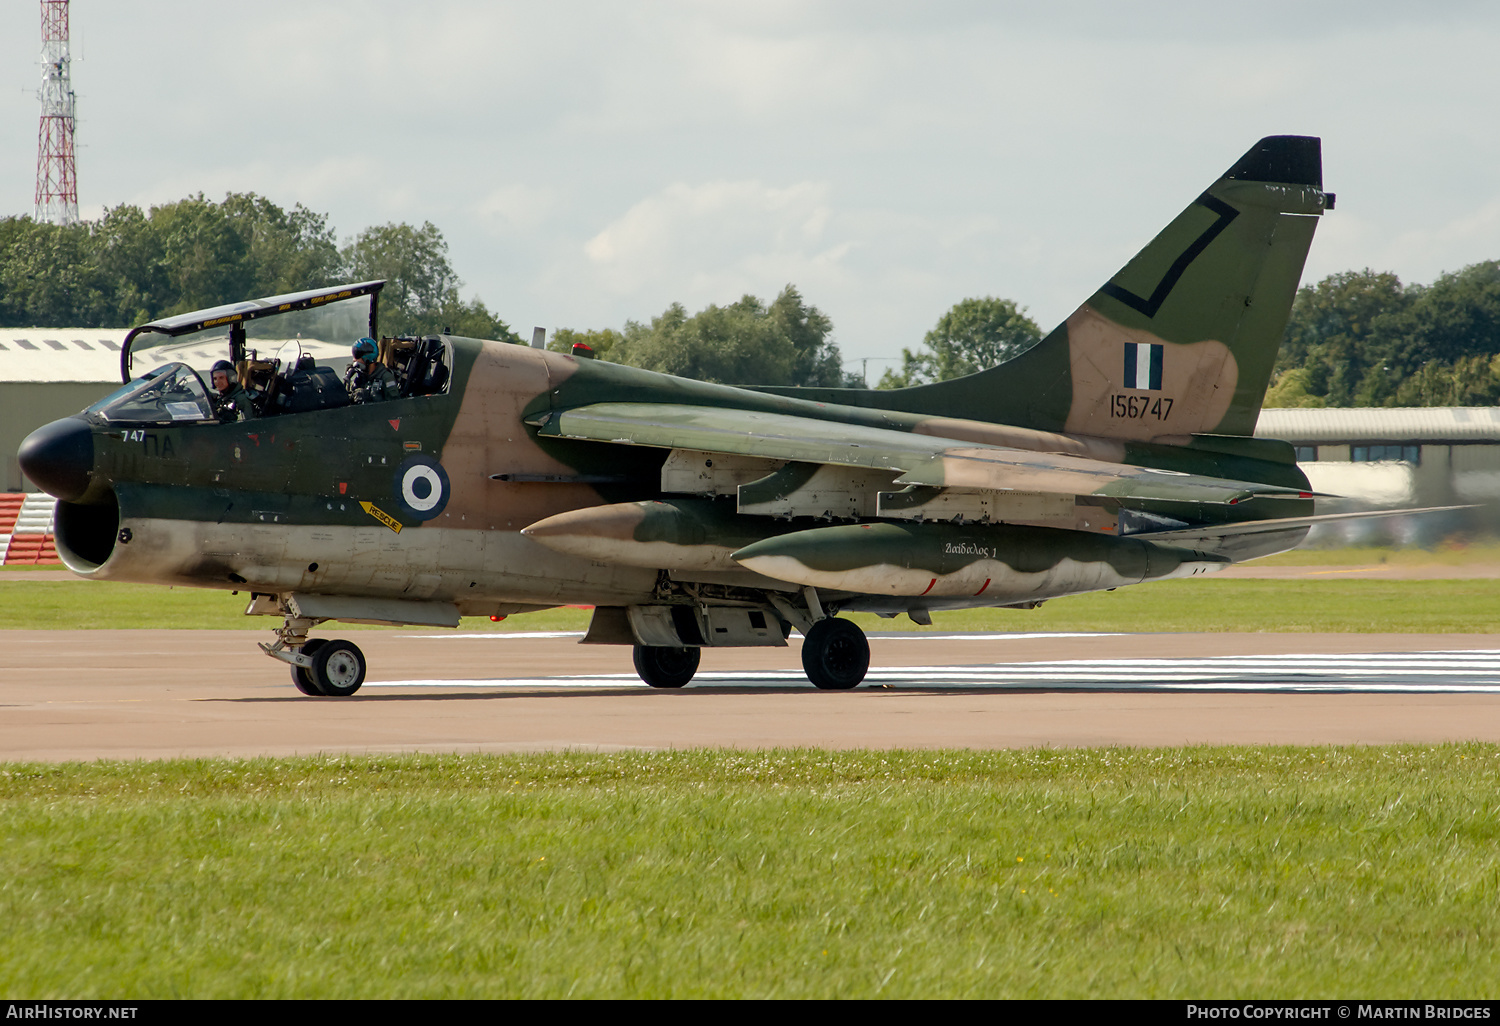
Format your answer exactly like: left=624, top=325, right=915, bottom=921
left=5, top=629, right=1500, bottom=761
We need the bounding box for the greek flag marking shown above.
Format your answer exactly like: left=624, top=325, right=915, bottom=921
left=1124, top=342, right=1163, bottom=390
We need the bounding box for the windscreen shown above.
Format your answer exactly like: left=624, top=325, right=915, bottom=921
left=87, top=363, right=216, bottom=424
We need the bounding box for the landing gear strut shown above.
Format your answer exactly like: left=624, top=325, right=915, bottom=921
left=801, top=617, right=870, bottom=690
left=290, top=638, right=328, bottom=696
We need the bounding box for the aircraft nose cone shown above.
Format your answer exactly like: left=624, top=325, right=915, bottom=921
left=17, top=416, right=94, bottom=501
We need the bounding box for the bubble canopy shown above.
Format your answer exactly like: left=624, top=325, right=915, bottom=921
left=119, top=281, right=385, bottom=384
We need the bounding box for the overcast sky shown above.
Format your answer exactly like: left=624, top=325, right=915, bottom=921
left=3, top=2, right=1498, bottom=371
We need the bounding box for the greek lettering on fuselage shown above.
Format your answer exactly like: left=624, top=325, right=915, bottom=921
left=943, top=541, right=992, bottom=558
left=122, top=430, right=174, bottom=458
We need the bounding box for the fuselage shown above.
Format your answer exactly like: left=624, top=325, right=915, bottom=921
left=23, top=336, right=1311, bottom=621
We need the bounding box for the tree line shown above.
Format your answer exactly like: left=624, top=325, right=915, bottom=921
left=1265, top=262, right=1500, bottom=407
left=9, top=191, right=1498, bottom=405
left=0, top=194, right=519, bottom=342
left=550, top=294, right=1040, bottom=390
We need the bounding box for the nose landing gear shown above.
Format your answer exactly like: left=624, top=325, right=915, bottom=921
left=262, top=615, right=367, bottom=697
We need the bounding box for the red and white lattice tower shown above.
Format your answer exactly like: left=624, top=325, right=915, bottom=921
left=35, top=0, right=79, bottom=226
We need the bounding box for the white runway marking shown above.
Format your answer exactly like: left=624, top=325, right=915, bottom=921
left=366, top=650, right=1500, bottom=694
left=400, top=631, right=1122, bottom=641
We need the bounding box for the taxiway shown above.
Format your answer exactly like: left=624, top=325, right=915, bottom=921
left=4, top=629, right=1500, bottom=762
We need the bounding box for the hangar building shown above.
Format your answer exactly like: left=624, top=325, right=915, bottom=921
left=1, top=329, right=125, bottom=494
left=1254, top=407, right=1500, bottom=543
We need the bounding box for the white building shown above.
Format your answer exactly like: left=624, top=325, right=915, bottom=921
left=1256, top=407, right=1500, bottom=543
left=1, top=329, right=126, bottom=493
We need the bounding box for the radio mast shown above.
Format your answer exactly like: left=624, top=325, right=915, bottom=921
left=35, top=0, right=79, bottom=226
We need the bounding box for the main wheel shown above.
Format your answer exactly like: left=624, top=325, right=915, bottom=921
left=633, top=645, right=700, bottom=688
left=801, top=617, right=869, bottom=690
left=310, top=638, right=366, bottom=697
left=291, top=638, right=329, bottom=696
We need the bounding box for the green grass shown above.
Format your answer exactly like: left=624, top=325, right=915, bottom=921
left=845, top=578, right=1500, bottom=634
left=0, top=581, right=582, bottom=632
left=2, top=747, right=1497, bottom=998
left=4, top=578, right=1500, bottom=633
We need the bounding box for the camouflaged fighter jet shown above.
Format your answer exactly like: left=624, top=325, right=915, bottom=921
left=22, top=135, right=1377, bottom=695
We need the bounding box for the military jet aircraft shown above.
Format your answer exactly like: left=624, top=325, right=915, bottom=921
left=22, top=135, right=1376, bottom=696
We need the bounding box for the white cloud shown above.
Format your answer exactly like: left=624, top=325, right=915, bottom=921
left=7, top=3, right=1500, bottom=363
left=475, top=184, right=558, bottom=234
left=579, top=180, right=847, bottom=298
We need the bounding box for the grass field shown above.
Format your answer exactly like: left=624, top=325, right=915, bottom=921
left=2, top=747, right=1497, bottom=999
left=4, top=576, right=1500, bottom=633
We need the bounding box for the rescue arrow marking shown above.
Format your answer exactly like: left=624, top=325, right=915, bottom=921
left=360, top=500, right=402, bottom=533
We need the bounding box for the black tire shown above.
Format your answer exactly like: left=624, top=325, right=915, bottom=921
left=291, top=638, right=328, bottom=696
left=633, top=645, right=700, bottom=688
left=801, top=618, right=869, bottom=690
left=310, top=638, right=366, bottom=697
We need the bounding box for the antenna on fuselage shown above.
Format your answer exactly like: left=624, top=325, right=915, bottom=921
left=531, top=327, right=546, bottom=349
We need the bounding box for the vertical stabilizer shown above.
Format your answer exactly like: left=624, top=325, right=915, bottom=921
left=800, top=137, right=1331, bottom=439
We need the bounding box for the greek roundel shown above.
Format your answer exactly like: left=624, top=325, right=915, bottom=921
left=392, top=453, right=450, bottom=521
left=1123, top=341, right=1163, bottom=391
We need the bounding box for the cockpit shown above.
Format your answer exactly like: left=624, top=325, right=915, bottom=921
left=109, top=281, right=451, bottom=425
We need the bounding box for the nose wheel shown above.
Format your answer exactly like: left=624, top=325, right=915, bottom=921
left=303, top=639, right=366, bottom=697
left=262, top=616, right=367, bottom=697
left=288, top=638, right=369, bottom=697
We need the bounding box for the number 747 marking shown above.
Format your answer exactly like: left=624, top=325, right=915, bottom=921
left=1110, top=394, right=1174, bottom=420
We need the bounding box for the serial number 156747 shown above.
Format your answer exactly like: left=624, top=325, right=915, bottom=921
left=1110, top=394, right=1174, bottom=420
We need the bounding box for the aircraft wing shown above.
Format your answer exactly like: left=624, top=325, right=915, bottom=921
left=530, top=402, right=1315, bottom=506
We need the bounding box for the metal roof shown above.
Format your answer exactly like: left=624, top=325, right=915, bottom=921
left=1256, top=407, right=1500, bottom=443
left=2, top=328, right=354, bottom=384
left=0, top=330, right=130, bottom=383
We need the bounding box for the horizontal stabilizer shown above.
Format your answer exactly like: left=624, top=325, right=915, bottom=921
left=1130, top=505, right=1474, bottom=542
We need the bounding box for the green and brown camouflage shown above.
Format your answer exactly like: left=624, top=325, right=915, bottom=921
left=19, top=136, right=1362, bottom=691
left=731, top=521, right=1227, bottom=600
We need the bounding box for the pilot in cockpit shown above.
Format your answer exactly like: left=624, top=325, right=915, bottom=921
left=346, top=337, right=399, bottom=404
left=210, top=360, right=259, bottom=422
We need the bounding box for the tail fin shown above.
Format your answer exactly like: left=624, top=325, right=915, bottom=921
left=822, top=136, right=1331, bottom=439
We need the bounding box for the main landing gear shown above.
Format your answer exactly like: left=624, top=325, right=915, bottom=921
left=633, top=645, right=701, bottom=688
left=629, top=615, right=871, bottom=690
left=800, top=617, right=870, bottom=691
left=262, top=616, right=367, bottom=697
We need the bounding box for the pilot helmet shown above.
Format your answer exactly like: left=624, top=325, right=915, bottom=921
left=352, top=338, right=378, bottom=362
left=210, top=360, right=234, bottom=386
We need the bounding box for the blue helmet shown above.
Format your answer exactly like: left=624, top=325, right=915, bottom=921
left=352, top=337, right=378, bottom=361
